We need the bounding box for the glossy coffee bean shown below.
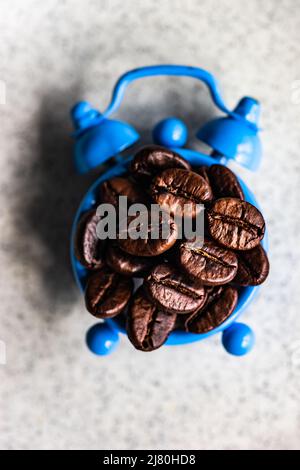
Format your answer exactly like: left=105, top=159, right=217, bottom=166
left=130, top=145, right=191, bottom=183
left=145, top=263, right=207, bottom=314
left=178, top=238, right=238, bottom=285
left=185, top=286, right=238, bottom=333
left=151, top=168, right=213, bottom=217
left=74, top=210, right=105, bottom=270
left=207, top=198, right=265, bottom=250
left=106, top=242, right=154, bottom=277
left=85, top=267, right=133, bottom=318
left=234, top=244, right=269, bottom=286
left=99, top=177, right=146, bottom=207
left=118, top=211, right=178, bottom=257
left=127, top=287, right=177, bottom=351
left=208, top=164, right=244, bottom=200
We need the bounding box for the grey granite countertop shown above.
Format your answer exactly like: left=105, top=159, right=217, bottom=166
left=0, top=0, right=300, bottom=450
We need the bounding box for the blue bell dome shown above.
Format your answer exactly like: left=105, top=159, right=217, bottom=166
left=71, top=101, right=140, bottom=174
left=196, top=97, right=262, bottom=171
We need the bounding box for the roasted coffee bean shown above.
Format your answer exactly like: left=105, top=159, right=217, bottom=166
left=74, top=210, right=105, bottom=270
left=234, top=244, right=269, bottom=286
left=118, top=210, right=178, bottom=257
left=99, top=177, right=146, bottom=207
left=85, top=267, right=133, bottom=318
left=106, top=242, right=154, bottom=277
left=185, top=286, right=238, bottom=333
left=130, top=145, right=191, bottom=183
left=151, top=168, right=213, bottom=217
left=127, top=287, right=177, bottom=351
left=208, top=164, right=244, bottom=200
left=207, top=198, right=265, bottom=250
left=145, top=263, right=207, bottom=314
left=178, top=238, right=238, bottom=285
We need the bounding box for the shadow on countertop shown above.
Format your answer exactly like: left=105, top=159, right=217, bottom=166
left=15, top=87, right=98, bottom=314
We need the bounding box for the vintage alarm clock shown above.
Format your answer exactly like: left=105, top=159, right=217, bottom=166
left=69, top=65, right=267, bottom=356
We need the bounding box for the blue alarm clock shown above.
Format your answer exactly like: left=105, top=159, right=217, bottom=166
left=69, top=65, right=266, bottom=357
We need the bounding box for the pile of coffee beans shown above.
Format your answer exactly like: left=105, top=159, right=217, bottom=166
left=74, top=145, right=269, bottom=352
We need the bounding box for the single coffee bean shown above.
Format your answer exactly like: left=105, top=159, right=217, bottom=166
left=106, top=242, right=154, bottom=277
left=99, top=177, right=146, bottom=207
left=127, top=287, right=177, bottom=351
left=234, top=244, right=269, bottom=286
left=130, top=145, right=191, bottom=183
left=178, top=238, right=238, bottom=285
left=74, top=210, right=105, bottom=270
left=151, top=168, right=213, bottom=217
left=145, top=263, right=207, bottom=314
left=207, top=198, right=265, bottom=250
left=185, top=286, right=238, bottom=333
left=85, top=267, right=133, bottom=318
left=118, top=210, right=178, bottom=257
left=208, top=164, right=244, bottom=200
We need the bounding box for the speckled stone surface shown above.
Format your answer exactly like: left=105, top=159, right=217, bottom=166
left=0, top=0, right=300, bottom=450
